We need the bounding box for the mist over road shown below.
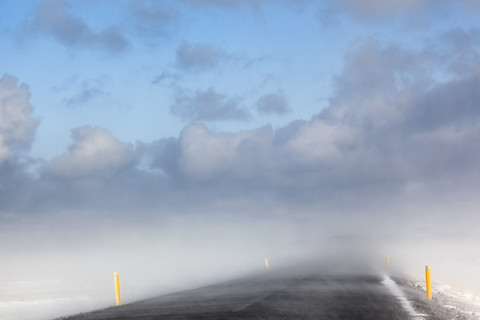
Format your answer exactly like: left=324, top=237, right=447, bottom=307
left=58, top=271, right=463, bottom=320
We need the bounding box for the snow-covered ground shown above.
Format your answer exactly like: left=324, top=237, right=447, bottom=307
left=3, top=275, right=480, bottom=320
left=382, top=275, right=429, bottom=319
left=0, top=279, right=112, bottom=320
left=409, top=279, right=480, bottom=319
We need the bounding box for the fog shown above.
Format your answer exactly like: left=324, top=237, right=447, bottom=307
left=2, top=192, right=480, bottom=319
left=2, top=3, right=480, bottom=318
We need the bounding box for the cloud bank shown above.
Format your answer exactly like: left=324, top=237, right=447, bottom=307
left=2, top=29, right=480, bottom=218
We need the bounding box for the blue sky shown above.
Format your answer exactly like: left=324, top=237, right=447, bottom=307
left=2, top=1, right=480, bottom=318
left=1, top=0, right=476, bottom=160
left=2, top=1, right=333, bottom=159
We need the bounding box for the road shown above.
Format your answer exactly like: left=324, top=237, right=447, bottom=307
left=57, top=272, right=473, bottom=319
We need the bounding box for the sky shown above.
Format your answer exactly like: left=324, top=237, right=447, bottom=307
left=1, top=0, right=480, bottom=318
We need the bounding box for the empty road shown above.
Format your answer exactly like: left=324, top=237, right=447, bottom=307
left=58, top=272, right=474, bottom=319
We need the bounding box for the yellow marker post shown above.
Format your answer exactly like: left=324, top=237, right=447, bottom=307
left=265, top=258, right=269, bottom=271
left=114, top=272, right=121, bottom=306
left=425, top=265, right=432, bottom=300
left=386, top=256, right=390, bottom=268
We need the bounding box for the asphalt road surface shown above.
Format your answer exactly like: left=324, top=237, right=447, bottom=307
left=58, top=272, right=476, bottom=319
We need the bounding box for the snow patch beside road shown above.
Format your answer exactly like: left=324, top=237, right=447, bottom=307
left=412, top=279, right=480, bottom=318
left=382, top=275, right=428, bottom=319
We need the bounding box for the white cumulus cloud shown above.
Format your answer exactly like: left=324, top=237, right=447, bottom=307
left=0, top=74, right=39, bottom=163
left=48, top=126, right=135, bottom=178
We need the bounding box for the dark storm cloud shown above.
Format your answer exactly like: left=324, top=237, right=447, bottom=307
left=171, top=87, right=251, bottom=121
left=325, top=35, right=480, bottom=132
left=176, top=41, right=231, bottom=71
left=27, top=0, right=128, bottom=53
left=316, top=37, right=480, bottom=198
left=255, top=93, right=290, bottom=115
